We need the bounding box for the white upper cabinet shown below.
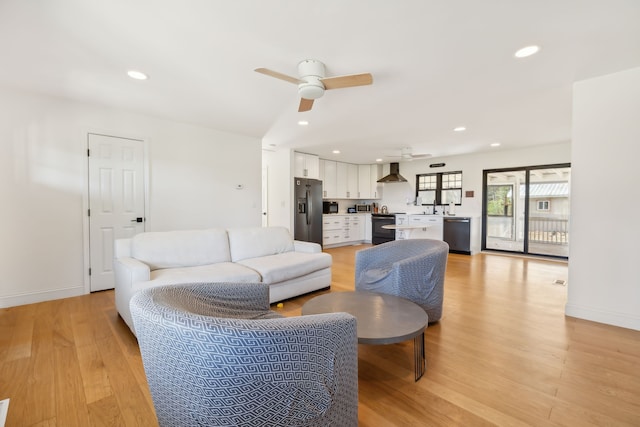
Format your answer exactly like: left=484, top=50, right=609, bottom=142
left=358, top=165, right=372, bottom=199
left=320, top=160, right=381, bottom=200
left=321, top=159, right=337, bottom=198
left=293, top=152, right=320, bottom=179
left=337, top=163, right=358, bottom=199
left=370, top=164, right=383, bottom=199
left=346, top=163, right=358, bottom=199
left=336, top=162, right=348, bottom=198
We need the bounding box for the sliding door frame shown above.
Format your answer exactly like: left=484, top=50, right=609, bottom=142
left=482, top=162, right=571, bottom=259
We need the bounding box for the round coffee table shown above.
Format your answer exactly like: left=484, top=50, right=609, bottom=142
left=301, top=291, right=428, bottom=381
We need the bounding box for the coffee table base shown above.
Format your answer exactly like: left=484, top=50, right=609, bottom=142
left=302, top=291, right=429, bottom=382
left=414, top=332, right=425, bottom=381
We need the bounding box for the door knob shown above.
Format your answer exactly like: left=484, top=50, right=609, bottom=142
left=131, top=217, right=144, bottom=223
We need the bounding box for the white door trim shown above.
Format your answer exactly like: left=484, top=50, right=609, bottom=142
left=81, top=129, right=150, bottom=294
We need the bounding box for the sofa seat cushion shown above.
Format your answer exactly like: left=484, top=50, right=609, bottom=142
left=147, top=262, right=261, bottom=286
left=132, top=228, right=230, bottom=270
left=237, top=252, right=332, bottom=284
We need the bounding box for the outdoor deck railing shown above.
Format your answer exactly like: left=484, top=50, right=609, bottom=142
left=528, top=217, right=569, bottom=244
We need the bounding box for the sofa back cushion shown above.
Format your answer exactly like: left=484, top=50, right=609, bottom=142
left=227, top=227, right=294, bottom=262
left=131, top=228, right=230, bottom=270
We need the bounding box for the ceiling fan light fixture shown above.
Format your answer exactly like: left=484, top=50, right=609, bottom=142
left=256, top=59, right=372, bottom=112
left=298, top=82, right=325, bottom=100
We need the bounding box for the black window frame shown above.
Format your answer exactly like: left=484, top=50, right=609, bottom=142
left=415, top=171, right=463, bottom=206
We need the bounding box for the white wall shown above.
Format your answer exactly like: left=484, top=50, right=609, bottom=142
left=0, top=86, right=261, bottom=308
left=567, top=67, right=640, bottom=331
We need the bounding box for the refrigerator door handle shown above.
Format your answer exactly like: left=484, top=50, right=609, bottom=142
left=306, top=188, right=312, bottom=225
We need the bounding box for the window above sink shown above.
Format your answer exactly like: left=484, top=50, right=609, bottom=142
left=416, top=171, right=462, bottom=205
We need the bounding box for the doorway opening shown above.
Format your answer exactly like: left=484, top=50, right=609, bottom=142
left=482, top=163, right=570, bottom=259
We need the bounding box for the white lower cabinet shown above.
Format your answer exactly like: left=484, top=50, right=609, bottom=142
left=407, top=215, right=444, bottom=240
left=323, top=214, right=367, bottom=247
left=322, top=216, right=344, bottom=246
left=364, top=214, right=372, bottom=242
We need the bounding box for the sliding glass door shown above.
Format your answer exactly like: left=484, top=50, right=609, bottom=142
left=483, top=164, right=570, bottom=258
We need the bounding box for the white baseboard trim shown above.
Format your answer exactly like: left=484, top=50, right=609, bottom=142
left=565, top=303, right=640, bottom=331
left=0, top=286, right=86, bottom=309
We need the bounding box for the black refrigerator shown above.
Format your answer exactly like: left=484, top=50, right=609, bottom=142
left=294, top=178, right=323, bottom=246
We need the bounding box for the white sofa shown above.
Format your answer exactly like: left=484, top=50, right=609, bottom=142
left=114, top=226, right=332, bottom=333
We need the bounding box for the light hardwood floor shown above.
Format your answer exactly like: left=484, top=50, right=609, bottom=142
left=1, top=245, right=639, bottom=426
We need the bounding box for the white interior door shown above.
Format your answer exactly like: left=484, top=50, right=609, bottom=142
left=88, top=134, right=145, bottom=291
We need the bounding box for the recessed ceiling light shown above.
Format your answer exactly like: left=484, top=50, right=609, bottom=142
left=298, top=120, right=309, bottom=126
left=375, top=158, right=383, bottom=162
left=332, top=150, right=340, bottom=154
left=490, top=142, right=501, bottom=147
left=127, top=70, right=148, bottom=80
left=453, top=126, right=466, bottom=132
left=514, top=45, right=540, bottom=58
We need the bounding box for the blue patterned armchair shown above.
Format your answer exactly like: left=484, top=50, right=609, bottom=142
left=355, top=239, right=449, bottom=322
left=130, top=282, right=358, bottom=427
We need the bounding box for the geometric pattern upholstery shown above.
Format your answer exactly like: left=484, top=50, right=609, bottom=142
left=355, top=239, right=449, bottom=323
left=130, top=282, right=358, bottom=426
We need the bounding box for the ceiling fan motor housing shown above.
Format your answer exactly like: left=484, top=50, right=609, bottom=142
left=298, top=59, right=325, bottom=99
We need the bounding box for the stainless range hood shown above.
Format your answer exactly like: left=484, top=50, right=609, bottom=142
left=377, top=162, right=407, bottom=183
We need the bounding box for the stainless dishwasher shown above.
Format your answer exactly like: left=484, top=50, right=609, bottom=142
left=443, top=217, right=471, bottom=254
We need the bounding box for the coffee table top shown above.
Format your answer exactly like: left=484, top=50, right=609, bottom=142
left=301, top=291, right=428, bottom=345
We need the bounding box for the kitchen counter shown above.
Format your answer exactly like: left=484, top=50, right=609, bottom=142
left=382, top=224, right=430, bottom=230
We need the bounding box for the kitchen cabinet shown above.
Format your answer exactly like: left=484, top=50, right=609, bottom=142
left=348, top=215, right=364, bottom=241
left=347, top=163, right=358, bottom=199
left=336, top=162, right=359, bottom=199
left=322, top=214, right=367, bottom=247
left=320, top=160, right=381, bottom=200
left=364, top=213, right=372, bottom=242
left=320, top=159, right=338, bottom=198
left=321, top=159, right=337, bottom=198
left=370, top=164, right=382, bottom=199
left=322, top=215, right=344, bottom=246
left=294, top=152, right=319, bottom=179
left=395, top=214, right=409, bottom=240
left=407, top=215, right=444, bottom=240
left=358, top=165, right=371, bottom=198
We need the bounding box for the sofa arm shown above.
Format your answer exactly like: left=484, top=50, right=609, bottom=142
left=294, top=240, right=322, bottom=253
left=114, top=257, right=151, bottom=286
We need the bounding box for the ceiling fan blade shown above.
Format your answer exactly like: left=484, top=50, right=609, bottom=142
left=321, top=73, right=373, bottom=90
left=254, top=68, right=301, bottom=84
left=411, top=153, right=432, bottom=159
left=299, top=98, right=314, bottom=112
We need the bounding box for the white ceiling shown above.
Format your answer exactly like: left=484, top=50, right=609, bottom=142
left=1, top=0, right=639, bottom=164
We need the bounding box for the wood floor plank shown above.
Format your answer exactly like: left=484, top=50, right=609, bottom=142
left=1, top=305, right=35, bottom=362
left=3, top=245, right=640, bottom=426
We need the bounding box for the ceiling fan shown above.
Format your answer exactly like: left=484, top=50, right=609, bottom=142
left=255, top=59, right=373, bottom=112
left=387, top=147, right=432, bottom=161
